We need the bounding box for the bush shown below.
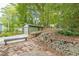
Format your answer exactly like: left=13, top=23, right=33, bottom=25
left=58, top=30, right=79, bottom=36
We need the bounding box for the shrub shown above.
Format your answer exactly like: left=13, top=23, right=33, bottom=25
left=58, top=30, right=79, bottom=36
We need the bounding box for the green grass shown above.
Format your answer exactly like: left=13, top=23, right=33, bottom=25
left=0, top=31, right=23, bottom=37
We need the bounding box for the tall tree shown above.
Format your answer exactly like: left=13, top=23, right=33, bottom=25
left=16, top=3, right=28, bottom=27
left=1, top=4, right=18, bottom=32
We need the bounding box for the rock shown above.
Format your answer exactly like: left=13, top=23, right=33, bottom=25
left=13, top=45, right=23, bottom=51
left=8, top=48, right=15, bottom=52
left=16, top=50, right=23, bottom=55
left=36, top=31, right=79, bottom=55
left=0, top=47, right=8, bottom=52
left=46, top=51, right=53, bottom=55
left=0, top=52, right=3, bottom=55
left=13, top=46, right=18, bottom=51
left=13, top=54, right=18, bottom=56
left=8, top=52, right=15, bottom=56
left=21, top=47, right=28, bottom=52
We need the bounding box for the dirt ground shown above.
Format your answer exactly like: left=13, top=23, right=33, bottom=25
left=0, top=28, right=79, bottom=56
left=0, top=39, right=62, bottom=56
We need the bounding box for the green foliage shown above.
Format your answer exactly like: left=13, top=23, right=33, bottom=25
left=1, top=4, right=19, bottom=32
left=1, top=3, right=79, bottom=36
left=0, top=32, right=22, bottom=37
left=16, top=3, right=28, bottom=27
left=57, top=4, right=79, bottom=36
left=58, top=30, right=79, bottom=36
